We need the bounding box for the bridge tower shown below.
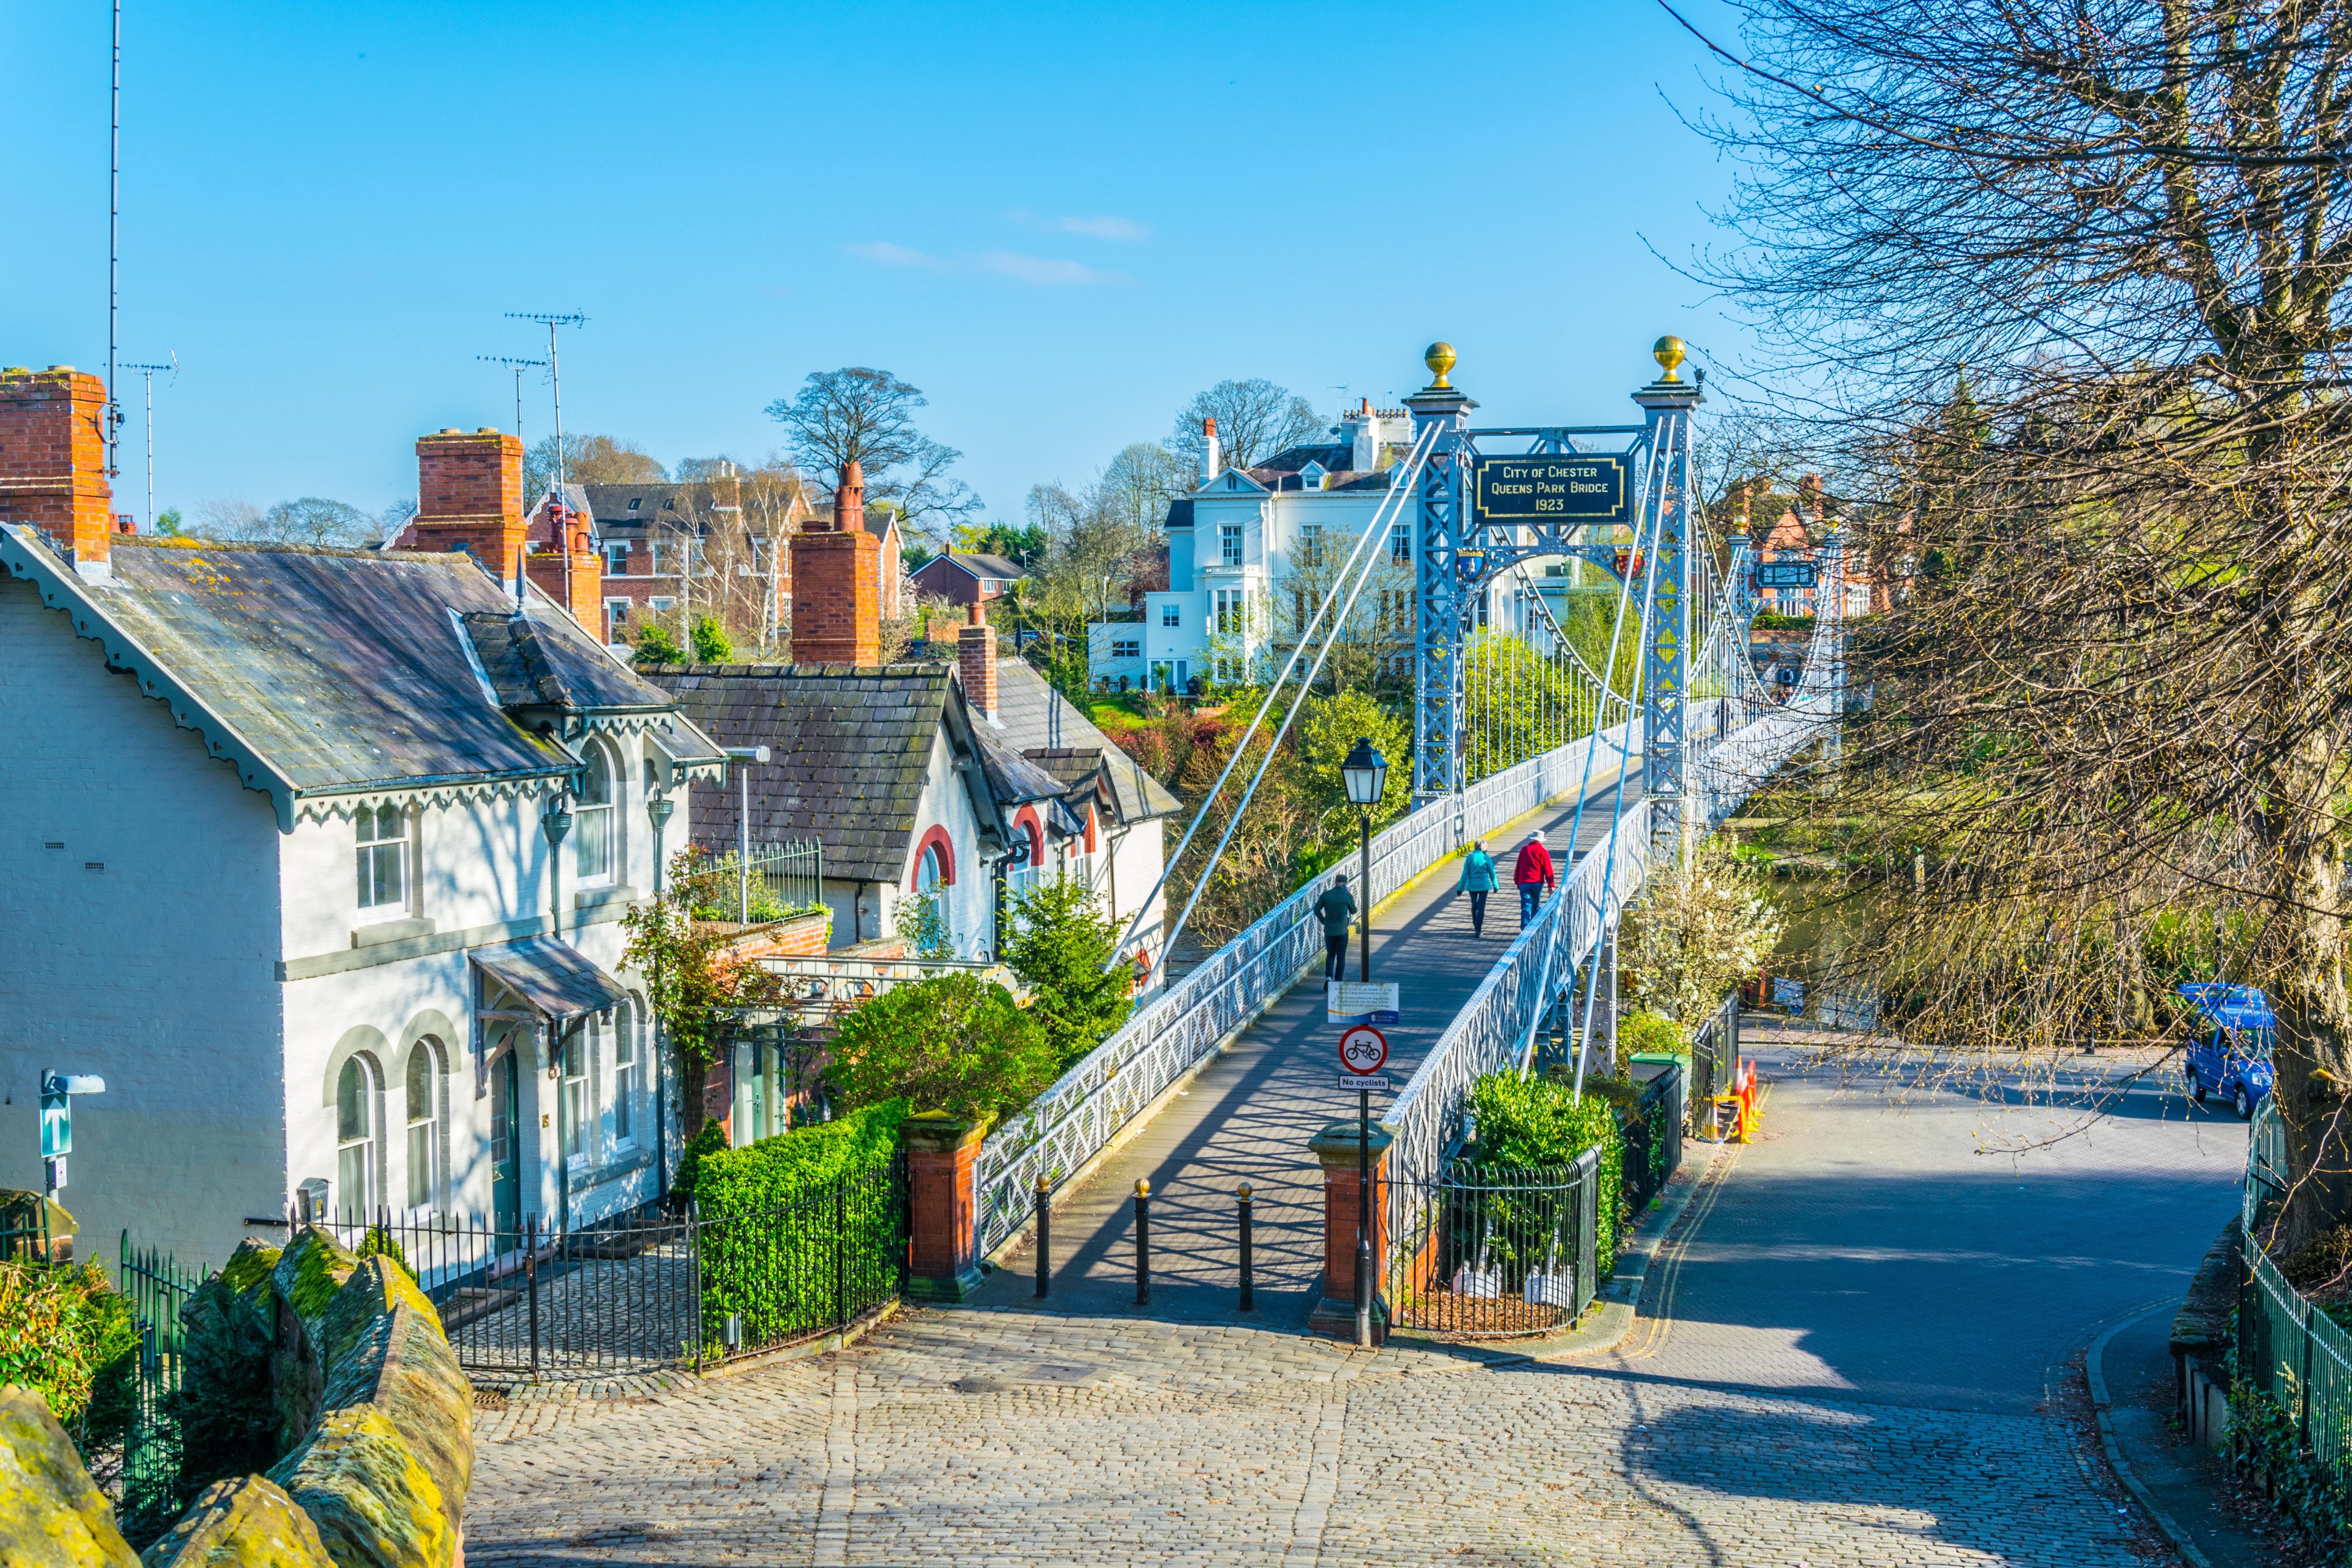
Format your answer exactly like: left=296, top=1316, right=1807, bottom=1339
left=1406, top=344, right=1476, bottom=812
left=1633, top=338, right=1702, bottom=864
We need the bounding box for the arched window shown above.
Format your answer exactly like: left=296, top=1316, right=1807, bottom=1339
left=561, top=1024, right=590, bottom=1165
left=916, top=841, right=949, bottom=892
left=336, top=1056, right=379, bottom=1224
left=575, top=744, right=614, bottom=883
left=404, top=1042, right=443, bottom=1215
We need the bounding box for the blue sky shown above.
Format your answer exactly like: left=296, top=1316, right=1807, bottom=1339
left=2, top=2, right=1751, bottom=527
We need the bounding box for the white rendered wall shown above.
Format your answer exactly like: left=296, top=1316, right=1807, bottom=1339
left=0, top=577, right=287, bottom=1270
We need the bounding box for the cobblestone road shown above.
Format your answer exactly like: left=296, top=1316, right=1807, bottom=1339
left=469, top=1046, right=2243, bottom=1565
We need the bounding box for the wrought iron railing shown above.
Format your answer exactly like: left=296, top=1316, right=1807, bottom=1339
left=693, top=839, right=824, bottom=926
left=1387, top=1152, right=1601, bottom=1338
left=2234, top=1100, right=2352, bottom=1490
left=968, top=722, right=1641, bottom=1258
left=116, top=1232, right=204, bottom=1526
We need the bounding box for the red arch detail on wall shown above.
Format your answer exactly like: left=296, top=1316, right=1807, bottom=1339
left=912, top=823, right=956, bottom=888
left=1012, top=806, right=1045, bottom=869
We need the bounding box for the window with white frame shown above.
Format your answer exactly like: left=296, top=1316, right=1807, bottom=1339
left=605, top=543, right=629, bottom=575
left=575, top=745, right=615, bottom=884
left=1389, top=519, right=1411, bottom=563
left=1111, top=637, right=1140, bottom=659
left=1220, top=523, right=1243, bottom=566
left=1161, top=603, right=1180, bottom=628
left=404, top=1042, right=442, bottom=1214
left=1298, top=521, right=1323, bottom=561
left=561, top=1025, right=588, bottom=1165
left=612, top=1006, right=637, bottom=1146
left=1212, top=587, right=1246, bottom=635
left=355, top=805, right=407, bottom=915
left=336, top=1056, right=379, bottom=1224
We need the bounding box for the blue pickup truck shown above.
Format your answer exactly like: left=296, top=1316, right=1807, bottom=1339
left=2178, top=983, right=2275, bottom=1121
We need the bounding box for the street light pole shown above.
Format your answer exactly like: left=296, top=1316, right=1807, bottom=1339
left=1336, top=735, right=1390, bottom=1350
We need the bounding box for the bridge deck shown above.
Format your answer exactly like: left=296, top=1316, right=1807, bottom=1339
left=965, top=762, right=1644, bottom=1325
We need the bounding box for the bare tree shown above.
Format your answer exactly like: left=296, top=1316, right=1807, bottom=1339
left=1685, top=0, right=2352, bottom=1252
left=193, top=496, right=374, bottom=546
left=766, top=367, right=982, bottom=546
left=1170, top=380, right=1323, bottom=473
left=524, top=433, right=664, bottom=499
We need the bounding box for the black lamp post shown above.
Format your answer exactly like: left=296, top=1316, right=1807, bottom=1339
left=1338, top=735, right=1388, bottom=1349
left=542, top=791, right=574, bottom=939
left=1340, top=738, right=1388, bottom=983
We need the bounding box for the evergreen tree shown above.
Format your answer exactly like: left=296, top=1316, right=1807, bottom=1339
left=1002, top=878, right=1133, bottom=1070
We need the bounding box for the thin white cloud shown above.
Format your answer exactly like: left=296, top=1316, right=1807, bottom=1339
left=978, top=250, right=1126, bottom=286
left=1058, top=214, right=1151, bottom=241
left=846, top=240, right=1126, bottom=286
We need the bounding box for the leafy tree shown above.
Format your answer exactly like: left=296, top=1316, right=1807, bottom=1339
left=632, top=621, right=686, bottom=667
left=621, top=849, right=789, bottom=1137
left=1296, top=690, right=1412, bottom=833
left=895, top=885, right=953, bottom=959
left=1170, top=380, right=1323, bottom=473
left=690, top=613, right=735, bottom=662
left=1002, top=878, right=1133, bottom=1069
left=951, top=521, right=1047, bottom=567
left=153, top=507, right=183, bottom=536
left=824, top=971, right=1056, bottom=1125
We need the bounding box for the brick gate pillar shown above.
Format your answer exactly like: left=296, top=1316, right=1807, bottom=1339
left=900, top=1112, right=987, bottom=1301
left=1307, top=1117, right=1393, bottom=1344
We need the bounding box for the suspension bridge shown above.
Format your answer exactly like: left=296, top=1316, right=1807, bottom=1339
left=949, top=339, right=1848, bottom=1324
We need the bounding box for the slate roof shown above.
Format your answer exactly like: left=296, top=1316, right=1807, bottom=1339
left=919, top=553, right=1027, bottom=582
left=644, top=662, right=995, bottom=884
left=0, top=527, right=722, bottom=825
left=988, top=660, right=1181, bottom=823
left=1162, top=498, right=1196, bottom=531
left=979, top=740, right=1085, bottom=837
left=1240, top=441, right=1412, bottom=494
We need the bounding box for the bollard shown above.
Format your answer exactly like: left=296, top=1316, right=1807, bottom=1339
left=1134, top=1178, right=1151, bottom=1307
left=1034, top=1172, right=1052, bottom=1299
left=1237, top=1183, right=1255, bottom=1312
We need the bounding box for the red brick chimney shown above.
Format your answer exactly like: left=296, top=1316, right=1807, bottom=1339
left=789, top=460, right=880, bottom=665
left=525, top=491, right=605, bottom=628
left=0, top=366, right=115, bottom=573
left=411, top=428, right=526, bottom=581
left=958, top=601, right=998, bottom=720
left=1799, top=473, right=1824, bottom=521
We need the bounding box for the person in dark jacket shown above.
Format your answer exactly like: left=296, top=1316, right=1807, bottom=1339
left=1514, top=831, right=1556, bottom=927
left=1457, top=840, right=1498, bottom=937
left=1316, top=874, right=1358, bottom=980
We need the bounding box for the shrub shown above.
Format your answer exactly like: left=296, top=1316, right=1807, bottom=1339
left=1002, top=878, right=1133, bottom=1071
left=693, top=1102, right=908, bottom=1352
left=674, top=1118, right=730, bottom=1206
left=826, top=972, right=1056, bottom=1126
left=632, top=621, right=685, bottom=667
left=354, top=1225, right=413, bottom=1284
left=690, top=613, right=735, bottom=662
left=1618, top=1010, right=1692, bottom=1061
left=1468, top=1072, right=1627, bottom=1275
left=0, top=1261, right=137, bottom=1441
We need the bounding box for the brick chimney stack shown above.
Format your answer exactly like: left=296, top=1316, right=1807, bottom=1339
left=0, top=366, right=115, bottom=576
left=789, top=460, right=881, bottom=664
left=524, top=491, right=605, bottom=630
left=958, top=601, right=998, bottom=721
left=411, top=428, right=526, bottom=582
left=1799, top=472, right=1824, bottom=521
left=1200, top=417, right=1220, bottom=484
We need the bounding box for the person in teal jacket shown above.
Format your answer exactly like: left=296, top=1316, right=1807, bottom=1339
left=1457, top=840, right=1498, bottom=937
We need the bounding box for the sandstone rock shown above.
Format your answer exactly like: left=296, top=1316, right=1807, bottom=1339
left=139, top=1475, right=333, bottom=1567
left=268, top=1406, right=454, bottom=1568
left=316, top=1259, right=471, bottom=1513
left=267, top=1229, right=357, bottom=1455
left=0, top=1383, right=138, bottom=1566
left=172, top=1262, right=282, bottom=1493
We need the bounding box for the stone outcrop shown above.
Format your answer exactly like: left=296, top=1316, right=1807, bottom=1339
left=267, top=1229, right=359, bottom=1455
left=171, top=1241, right=282, bottom=1495
left=140, top=1475, right=334, bottom=1567
left=0, top=1383, right=139, bottom=1566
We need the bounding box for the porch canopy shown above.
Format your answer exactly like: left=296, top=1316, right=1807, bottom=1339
left=473, top=936, right=629, bottom=1021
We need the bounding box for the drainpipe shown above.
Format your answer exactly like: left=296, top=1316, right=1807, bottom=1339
left=647, top=790, right=675, bottom=1197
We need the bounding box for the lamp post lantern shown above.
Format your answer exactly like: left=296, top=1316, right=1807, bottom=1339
left=1340, top=738, right=1388, bottom=982
left=542, top=791, right=574, bottom=939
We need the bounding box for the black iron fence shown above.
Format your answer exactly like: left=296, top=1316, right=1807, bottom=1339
left=1688, top=992, right=1740, bottom=1111
left=312, top=1155, right=905, bottom=1379
left=1622, top=1062, right=1685, bottom=1213
left=114, top=1232, right=203, bottom=1529
left=1386, top=1150, right=1602, bottom=1338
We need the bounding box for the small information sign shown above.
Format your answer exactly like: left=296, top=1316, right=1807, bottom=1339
left=1327, top=981, right=1399, bottom=1021
left=1337, top=1075, right=1393, bottom=1092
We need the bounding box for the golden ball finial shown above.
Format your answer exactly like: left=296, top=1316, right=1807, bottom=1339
left=1653, top=335, right=1688, bottom=383
left=1423, top=341, right=1457, bottom=390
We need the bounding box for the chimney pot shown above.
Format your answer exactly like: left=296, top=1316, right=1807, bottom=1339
left=958, top=613, right=998, bottom=720
left=830, top=460, right=865, bottom=534
left=47, top=365, right=74, bottom=373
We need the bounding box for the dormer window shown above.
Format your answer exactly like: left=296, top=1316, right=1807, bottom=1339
left=1298, top=462, right=1328, bottom=492
left=628, top=497, right=642, bottom=512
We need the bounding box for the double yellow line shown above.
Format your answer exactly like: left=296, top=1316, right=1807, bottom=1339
left=1615, top=1085, right=1764, bottom=1362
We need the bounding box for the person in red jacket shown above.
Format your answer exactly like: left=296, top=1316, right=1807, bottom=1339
left=1514, top=830, right=1556, bottom=927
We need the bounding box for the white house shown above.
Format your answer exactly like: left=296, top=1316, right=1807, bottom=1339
left=0, top=399, right=727, bottom=1268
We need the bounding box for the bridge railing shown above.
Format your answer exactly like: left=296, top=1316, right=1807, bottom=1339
left=968, top=720, right=1641, bottom=1258
left=1382, top=798, right=1654, bottom=1214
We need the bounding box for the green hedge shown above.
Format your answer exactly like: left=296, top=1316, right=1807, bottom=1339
left=1468, top=1073, right=1627, bottom=1276
left=694, top=1101, right=907, bottom=1354
left=0, top=1260, right=136, bottom=1448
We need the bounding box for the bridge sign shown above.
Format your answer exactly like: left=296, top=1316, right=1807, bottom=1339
left=1471, top=454, right=1630, bottom=526
left=1757, top=560, right=1817, bottom=589
left=1338, top=1024, right=1389, bottom=1076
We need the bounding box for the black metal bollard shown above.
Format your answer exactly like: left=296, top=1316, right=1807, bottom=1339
left=1237, top=1183, right=1255, bottom=1312
left=1134, top=1178, right=1151, bottom=1306
left=1034, top=1173, right=1052, bottom=1298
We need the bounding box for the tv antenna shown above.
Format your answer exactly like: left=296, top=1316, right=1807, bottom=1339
left=504, top=312, right=585, bottom=488
left=120, top=354, right=177, bottom=530
left=106, top=0, right=123, bottom=478
left=478, top=355, right=547, bottom=514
